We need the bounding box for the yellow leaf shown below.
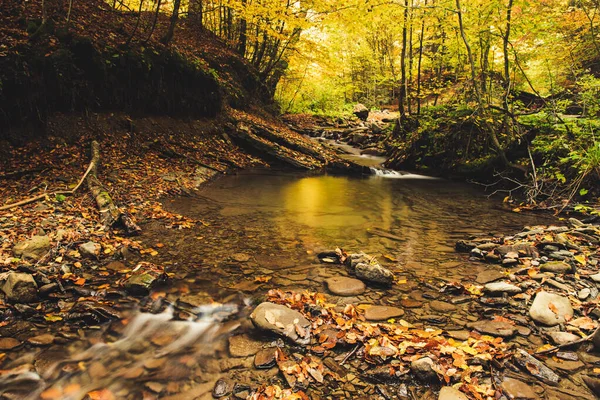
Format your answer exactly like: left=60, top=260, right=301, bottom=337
left=574, top=254, right=586, bottom=266
left=55, top=256, right=63, bottom=263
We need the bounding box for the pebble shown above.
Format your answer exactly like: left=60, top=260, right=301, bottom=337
left=547, top=331, right=579, bottom=345
left=364, top=306, right=404, bottom=321
left=325, top=276, right=366, bottom=296
left=578, top=288, right=591, bottom=300
left=400, top=299, right=423, bottom=308
left=0, top=337, right=21, bottom=350
left=483, top=281, right=522, bottom=295
left=79, top=241, right=101, bottom=258
left=254, top=348, right=276, bottom=369
left=466, top=320, right=516, bottom=337
left=501, top=377, right=539, bottom=399
left=430, top=300, right=457, bottom=312
left=213, top=378, right=234, bottom=398
left=27, top=334, right=55, bottom=346
left=232, top=253, right=251, bottom=262
left=438, top=386, right=468, bottom=400
left=590, top=273, right=600, bottom=283
left=540, top=261, right=571, bottom=274
left=529, top=291, right=573, bottom=326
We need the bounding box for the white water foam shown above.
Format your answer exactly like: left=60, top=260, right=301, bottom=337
left=2, top=303, right=242, bottom=400
left=369, top=167, right=438, bottom=179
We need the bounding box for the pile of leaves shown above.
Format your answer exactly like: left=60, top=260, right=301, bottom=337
left=258, top=289, right=513, bottom=399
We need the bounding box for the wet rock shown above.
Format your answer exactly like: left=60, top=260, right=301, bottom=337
left=353, top=103, right=369, bottom=120
left=476, top=270, right=505, bottom=284
left=544, top=358, right=584, bottom=372
left=232, top=253, right=251, bottom=262
left=400, top=299, right=423, bottom=308
left=355, top=262, right=394, bottom=285
left=501, top=377, right=539, bottom=399
left=364, top=305, right=404, bottom=321
left=228, top=334, right=263, bottom=357
left=583, top=376, right=600, bottom=397
left=123, top=262, right=167, bottom=296
left=179, top=292, right=212, bottom=307
left=325, top=276, right=366, bottom=296
left=495, top=244, right=539, bottom=258
left=0, top=337, right=21, bottom=350
left=0, top=271, right=38, bottom=303
left=466, top=320, right=516, bottom=337
left=79, top=241, right=101, bottom=258
left=447, top=330, right=470, bottom=341
left=213, top=378, right=234, bottom=398
left=455, top=240, right=478, bottom=252
left=345, top=253, right=368, bottom=270
left=13, top=235, right=50, bottom=261
left=430, top=300, right=456, bottom=313
left=438, top=386, right=468, bottom=400
left=477, top=242, right=500, bottom=251
left=27, top=334, right=55, bottom=346
left=254, top=348, right=276, bottom=369
left=548, top=331, right=579, bottom=345
left=514, top=349, right=559, bottom=385
left=578, top=288, right=591, bottom=300
left=529, top=291, right=573, bottom=326
left=483, top=281, right=522, bottom=296
left=411, top=357, right=437, bottom=381
left=540, top=261, right=572, bottom=274
left=250, top=302, right=311, bottom=345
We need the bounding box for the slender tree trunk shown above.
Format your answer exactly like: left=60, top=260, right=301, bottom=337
left=398, top=0, right=409, bottom=122
left=125, top=0, right=145, bottom=46
left=162, top=0, right=181, bottom=44
left=502, top=0, right=514, bottom=134
left=455, top=0, right=509, bottom=165
left=144, top=0, right=162, bottom=43
left=238, top=0, right=248, bottom=56
left=408, top=0, right=414, bottom=115
left=416, top=0, right=428, bottom=115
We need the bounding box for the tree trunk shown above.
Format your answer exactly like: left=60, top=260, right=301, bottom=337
left=416, top=0, right=427, bottom=115
left=162, top=0, right=181, bottom=44
left=398, top=0, right=409, bottom=123
left=238, top=0, right=248, bottom=56
left=502, top=0, right=514, bottom=126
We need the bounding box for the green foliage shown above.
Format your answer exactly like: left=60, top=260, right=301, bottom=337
left=55, top=194, right=67, bottom=203
left=577, top=74, right=600, bottom=117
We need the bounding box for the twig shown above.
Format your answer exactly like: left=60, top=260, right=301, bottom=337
left=340, top=343, right=363, bottom=365
left=0, top=149, right=96, bottom=211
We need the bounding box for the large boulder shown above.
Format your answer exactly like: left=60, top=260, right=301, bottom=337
left=250, top=302, right=311, bottom=345
left=0, top=272, right=38, bottom=303
left=13, top=236, right=51, bottom=261
left=353, top=104, right=369, bottom=121
left=529, top=291, right=573, bottom=326
left=355, top=262, right=394, bottom=285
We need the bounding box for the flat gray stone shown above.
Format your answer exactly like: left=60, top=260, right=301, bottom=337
left=484, top=281, right=522, bottom=295
left=364, top=305, right=404, bottom=321
left=529, top=291, right=573, bottom=326
left=250, top=302, right=310, bottom=345
left=548, top=331, right=580, bottom=345
left=476, top=270, right=505, bottom=284
left=79, top=241, right=101, bottom=258
left=325, top=276, right=366, bottom=296
left=438, top=386, right=468, bottom=400
left=13, top=235, right=50, bottom=261
left=430, top=300, right=457, bottom=313
left=467, top=320, right=516, bottom=337
left=501, top=377, right=539, bottom=399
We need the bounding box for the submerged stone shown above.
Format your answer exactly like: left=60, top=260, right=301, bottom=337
left=122, top=262, right=167, bottom=296
left=364, top=305, right=404, bottom=321
left=325, top=276, right=366, bottom=296
left=355, top=262, right=394, bottom=285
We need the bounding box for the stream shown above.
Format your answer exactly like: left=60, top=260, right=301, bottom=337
left=4, top=154, right=565, bottom=399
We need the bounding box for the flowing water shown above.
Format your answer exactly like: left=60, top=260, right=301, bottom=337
left=3, top=158, right=560, bottom=399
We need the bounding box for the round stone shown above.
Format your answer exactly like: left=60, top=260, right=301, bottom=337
left=364, top=305, right=404, bottom=321
left=0, top=337, right=21, bottom=350
left=325, top=277, right=366, bottom=296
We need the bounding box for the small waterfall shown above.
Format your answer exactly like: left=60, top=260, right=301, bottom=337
left=369, top=167, right=438, bottom=179
left=4, top=303, right=243, bottom=400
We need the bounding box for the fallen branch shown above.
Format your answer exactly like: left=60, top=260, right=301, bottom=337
left=0, top=154, right=96, bottom=211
